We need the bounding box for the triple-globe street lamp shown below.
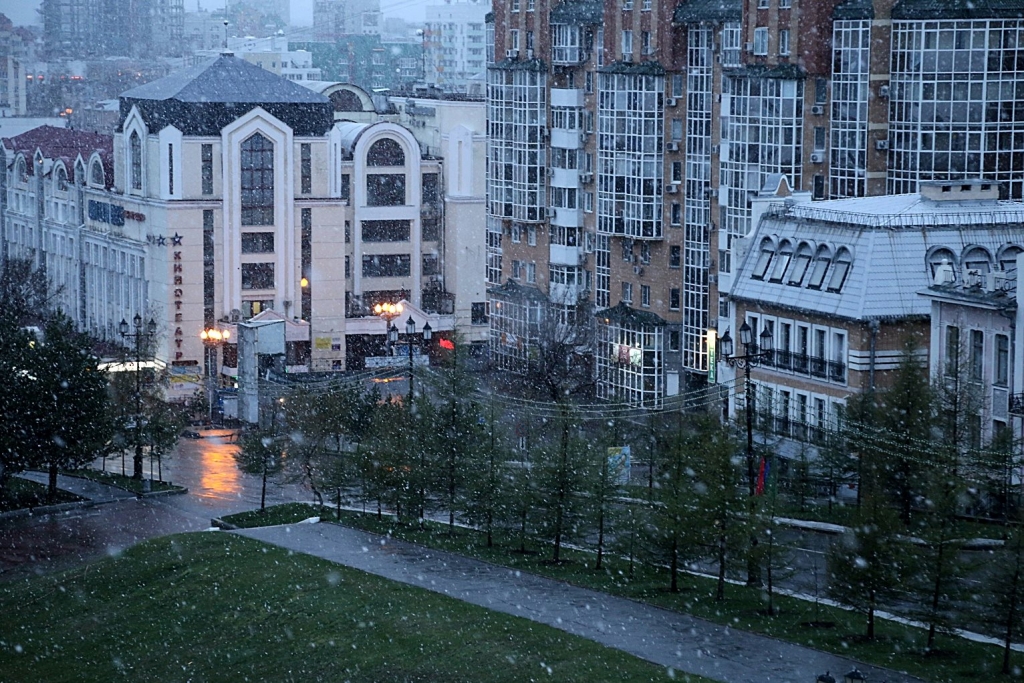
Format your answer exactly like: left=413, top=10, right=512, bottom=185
left=719, top=320, right=773, bottom=586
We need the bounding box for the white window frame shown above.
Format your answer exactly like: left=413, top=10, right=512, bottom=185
left=753, top=27, right=769, bottom=56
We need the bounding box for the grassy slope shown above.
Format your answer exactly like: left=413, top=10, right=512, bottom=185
left=0, top=477, right=81, bottom=512
left=0, top=532, right=700, bottom=683
left=323, top=507, right=1013, bottom=683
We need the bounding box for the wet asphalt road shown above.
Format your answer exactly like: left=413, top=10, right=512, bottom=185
left=0, top=429, right=311, bottom=582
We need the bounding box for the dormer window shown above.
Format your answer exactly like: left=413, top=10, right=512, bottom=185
left=928, top=247, right=957, bottom=280
left=56, top=167, right=68, bottom=191
left=826, top=248, right=853, bottom=292
left=16, top=158, right=27, bottom=183
left=806, top=245, right=831, bottom=289
left=787, top=243, right=813, bottom=285
left=75, top=161, right=85, bottom=185
left=91, top=159, right=105, bottom=187
left=769, top=241, right=793, bottom=282
left=962, top=246, right=992, bottom=276
left=999, top=245, right=1022, bottom=273
left=751, top=240, right=775, bottom=280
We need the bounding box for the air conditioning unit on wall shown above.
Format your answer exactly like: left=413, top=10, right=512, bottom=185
left=811, top=105, right=824, bottom=115
left=810, top=152, right=824, bottom=163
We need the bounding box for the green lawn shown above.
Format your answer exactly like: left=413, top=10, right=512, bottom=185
left=0, top=476, right=82, bottom=512
left=320, top=506, right=1016, bottom=683
left=64, top=468, right=186, bottom=495
left=221, top=502, right=326, bottom=528
left=0, top=532, right=700, bottom=683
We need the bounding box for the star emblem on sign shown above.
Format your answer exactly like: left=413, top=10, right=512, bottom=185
left=171, top=233, right=183, bottom=246
left=156, top=235, right=167, bottom=246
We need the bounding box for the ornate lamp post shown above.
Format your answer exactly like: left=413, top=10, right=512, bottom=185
left=721, top=321, right=774, bottom=498
left=119, top=314, right=157, bottom=481
left=720, top=320, right=773, bottom=585
left=404, top=315, right=432, bottom=403
left=200, top=327, right=231, bottom=424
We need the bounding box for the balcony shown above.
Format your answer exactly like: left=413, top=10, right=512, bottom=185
left=551, top=206, right=583, bottom=228
left=809, top=356, right=828, bottom=379
left=551, top=128, right=583, bottom=149
left=422, top=288, right=455, bottom=315
left=550, top=88, right=584, bottom=108
left=828, top=360, right=846, bottom=383
left=1011, top=393, right=1024, bottom=416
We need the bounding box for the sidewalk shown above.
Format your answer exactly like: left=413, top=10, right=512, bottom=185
left=234, top=521, right=925, bottom=683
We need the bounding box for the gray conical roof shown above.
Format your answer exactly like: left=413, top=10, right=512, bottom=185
left=121, top=54, right=329, bottom=104
left=118, top=54, right=334, bottom=136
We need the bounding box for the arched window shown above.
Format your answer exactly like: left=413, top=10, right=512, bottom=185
left=75, top=160, right=85, bottom=185
left=15, top=157, right=27, bottom=183
left=91, top=160, right=105, bottom=186
left=240, top=133, right=275, bottom=226
left=55, top=167, right=68, bottom=192
left=366, top=138, right=405, bottom=166
left=330, top=89, right=364, bottom=112
left=129, top=131, right=142, bottom=191
left=806, top=245, right=832, bottom=289
left=998, top=245, right=1023, bottom=273
left=961, top=246, right=992, bottom=276
left=927, top=247, right=957, bottom=280
left=750, top=238, right=775, bottom=280
left=826, top=248, right=853, bottom=292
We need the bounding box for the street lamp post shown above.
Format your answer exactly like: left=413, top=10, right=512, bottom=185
left=119, top=314, right=157, bottom=481
left=404, top=315, right=432, bottom=404
left=200, top=327, right=231, bottom=425
left=720, top=320, right=773, bottom=585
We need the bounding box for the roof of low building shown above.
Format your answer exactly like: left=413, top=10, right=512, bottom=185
left=673, top=0, right=742, bottom=24
left=595, top=302, right=667, bottom=327
left=729, top=191, right=1024, bottom=322
left=2, top=125, right=113, bottom=183
left=892, top=0, right=1024, bottom=19
left=487, top=280, right=549, bottom=302
left=550, top=0, right=604, bottom=24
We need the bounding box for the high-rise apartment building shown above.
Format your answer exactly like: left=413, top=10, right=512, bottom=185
left=486, top=0, right=1024, bottom=406
left=41, top=0, right=185, bottom=59
left=313, top=0, right=383, bottom=43
left=424, top=0, right=490, bottom=94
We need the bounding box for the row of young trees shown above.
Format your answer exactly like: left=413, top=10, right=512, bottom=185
left=824, top=342, right=1024, bottom=669
left=237, top=335, right=1024, bottom=672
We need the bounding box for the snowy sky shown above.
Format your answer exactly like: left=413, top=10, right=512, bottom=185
left=4, top=0, right=427, bottom=28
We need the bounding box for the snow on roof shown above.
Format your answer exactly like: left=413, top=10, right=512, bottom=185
left=121, top=54, right=329, bottom=105
left=2, top=125, right=113, bottom=183
left=730, top=192, right=1024, bottom=322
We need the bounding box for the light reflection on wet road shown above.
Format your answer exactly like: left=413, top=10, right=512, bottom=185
left=0, top=428, right=311, bottom=582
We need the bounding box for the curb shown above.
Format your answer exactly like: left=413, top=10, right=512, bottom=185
left=0, top=499, right=95, bottom=521
left=210, top=517, right=238, bottom=530
left=139, top=487, right=189, bottom=498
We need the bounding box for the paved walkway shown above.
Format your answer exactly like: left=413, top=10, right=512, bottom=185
left=234, top=522, right=925, bottom=683
left=14, top=471, right=137, bottom=505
